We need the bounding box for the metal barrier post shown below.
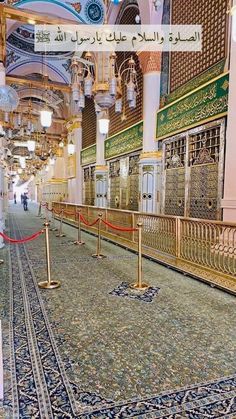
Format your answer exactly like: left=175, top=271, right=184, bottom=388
left=130, top=222, right=149, bottom=290
left=56, top=210, right=66, bottom=238
left=37, top=202, right=42, bottom=217
left=38, top=222, right=61, bottom=289
left=50, top=211, right=58, bottom=232
left=74, top=210, right=85, bottom=245
left=92, top=213, right=106, bottom=259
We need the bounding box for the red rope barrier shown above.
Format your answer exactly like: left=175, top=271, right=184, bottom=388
left=51, top=207, right=137, bottom=232
left=0, top=230, right=43, bottom=244
left=79, top=213, right=99, bottom=227
left=52, top=209, right=63, bottom=216
left=64, top=211, right=75, bottom=217
left=101, top=219, right=138, bottom=232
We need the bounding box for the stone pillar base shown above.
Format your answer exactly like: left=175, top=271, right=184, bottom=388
left=221, top=199, right=236, bottom=223
left=95, top=166, right=108, bottom=208
left=139, top=151, right=162, bottom=214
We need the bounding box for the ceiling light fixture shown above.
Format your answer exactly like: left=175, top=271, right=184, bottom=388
left=27, top=139, right=36, bottom=152
left=19, top=156, right=26, bottom=169
left=40, top=108, right=53, bottom=128
left=68, top=138, right=75, bottom=155
left=99, top=110, right=110, bottom=134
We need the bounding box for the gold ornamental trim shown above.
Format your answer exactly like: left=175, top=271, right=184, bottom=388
left=47, top=178, right=68, bottom=184
left=95, top=165, right=109, bottom=171
left=67, top=121, right=82, bottom=132
left=140, top=151, right=162, bottom=159
left=93, top=82, right=110, bottom=92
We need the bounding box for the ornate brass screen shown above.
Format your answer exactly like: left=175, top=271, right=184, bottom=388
left=108, top=154, right=140, bottom=210
left=164, top=137, right=186, bottom=216
left=109, top=160, right=120, bottom=209
left=83, top=166, right=95, bottom=206
left=188, top=125, right=222, bottom=220
left=163, top=120, right=225, bottom=220
left=128, top=155, right=139, bottom=211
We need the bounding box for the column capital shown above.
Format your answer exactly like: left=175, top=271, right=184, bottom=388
left=66, top=114, right=82, bottom=132
left=138, top=52, right=162, bottom=74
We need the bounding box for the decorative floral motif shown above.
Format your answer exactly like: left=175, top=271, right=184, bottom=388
left=6, top=50, right=21, bottom=68
left=109, top=281, right=160, bottom=303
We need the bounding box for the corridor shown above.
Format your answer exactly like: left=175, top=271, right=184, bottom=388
left=0, top=204, right=235, bottom=418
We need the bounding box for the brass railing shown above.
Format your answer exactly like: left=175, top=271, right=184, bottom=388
left=51, top=202, right=236, bottom=293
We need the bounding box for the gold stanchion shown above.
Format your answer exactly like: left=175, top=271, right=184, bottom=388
left=37, top=202, right=42, bottom=217
left=74, top=210, right=85, bottom=245
left=38, top=222, right=61, bottom=289
left=56, top=210, right=66, bottom=238
left=92, top=213, right=106, bottom=259
left=45, top=206, right=49, bottom=223
left=50, top=211, right=58, bottom=232
left=130, top=222, right=149, bottom=290
left=40, top=204, right=45, bottom=219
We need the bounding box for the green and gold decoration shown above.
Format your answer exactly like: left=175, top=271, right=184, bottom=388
left=163, top=60, right=226, bottom=106
left=105, top=121, right=143, bottom=160
left=81, top=144, right=96, bottom=166
left=156, top=72, right=229, bottom=140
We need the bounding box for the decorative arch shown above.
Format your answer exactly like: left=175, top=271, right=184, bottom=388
left=7, top=60, right=68, bottom=84
left=16, top=87, right=64, bottom=117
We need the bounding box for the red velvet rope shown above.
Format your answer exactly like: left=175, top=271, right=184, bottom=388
left=53, top=209, right=63, bottom=216
left=101, top=219, right=138, bottom=232
left=64, top=211, right=75, bottom=217
left=79, top=213, right=99, bottom=227
left=0, top=230, right=43, bottom=244
left=49, top=205, right=137, bottom=232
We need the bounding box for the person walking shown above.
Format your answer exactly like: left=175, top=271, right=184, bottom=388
left=14, top=193, right=17, bottom=204
left=22, top=193, right=28, bottom=211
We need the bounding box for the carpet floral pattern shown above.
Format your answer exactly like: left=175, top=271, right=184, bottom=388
left=109, top=282, right=160, bottom=303
left=0, top=206, right=235, bottom=418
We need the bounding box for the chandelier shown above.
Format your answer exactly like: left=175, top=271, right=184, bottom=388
left=70, top=52, right=138, bottom=130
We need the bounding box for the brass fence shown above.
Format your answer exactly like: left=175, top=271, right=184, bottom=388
left=51, top=202, right=236, bottom=293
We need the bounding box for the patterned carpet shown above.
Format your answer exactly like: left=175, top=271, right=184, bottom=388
left=0, top=204, right=235, bottom=418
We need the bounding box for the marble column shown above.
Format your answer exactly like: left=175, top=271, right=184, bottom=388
left=94, top=113, right=108, bottom=208
left=222, top=8, right=236, bottom=222
left=65, top=115, right=83, bottom=204
left=138, top=52, right=162, bottom=214
left=72, top=115, right=83, bottom=204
